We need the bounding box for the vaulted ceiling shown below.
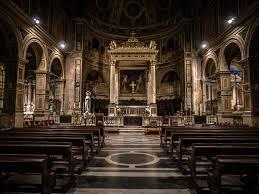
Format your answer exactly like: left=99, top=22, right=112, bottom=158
left=64, top=0, right=207, bottom=36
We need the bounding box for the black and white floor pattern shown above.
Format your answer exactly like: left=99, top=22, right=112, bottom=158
left=68, top=132, right=194, bottom=194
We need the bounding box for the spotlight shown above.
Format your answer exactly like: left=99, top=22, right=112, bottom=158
left=200, top=41, right=209, bottom=49
left=32, top=16, right=40, bottom=25
left=227, top=16, right=236, bottom=24
left=59, top=41, right=66, bottom=49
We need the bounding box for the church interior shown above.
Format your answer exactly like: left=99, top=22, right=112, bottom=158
left=1, top=0, right=259, bottom=193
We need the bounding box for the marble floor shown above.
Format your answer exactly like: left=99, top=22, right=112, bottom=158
left=68, top=132, right=195, bottom=194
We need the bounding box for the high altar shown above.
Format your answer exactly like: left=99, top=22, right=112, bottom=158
left=107, top=32, right=158, bottom=123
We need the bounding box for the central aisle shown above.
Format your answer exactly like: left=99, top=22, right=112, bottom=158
left=69, top=132, right=193, bottom=194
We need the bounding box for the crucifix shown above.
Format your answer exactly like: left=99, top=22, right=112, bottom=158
left=130, top=31, right=136, bottom=38
left=130, top=81, right=136, bottom=93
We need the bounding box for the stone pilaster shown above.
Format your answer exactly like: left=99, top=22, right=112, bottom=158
left=184, top=54, right=192, bottom=110
left=241, top=59, right=254, bottom=126
left=55, top=79, right=65, bottom=114
left=74, top=57, right=82, bottom=113
left=148, top=60, right=157, bottom=116
left=14, top=58, right=26, bottom=128
left=34, top=70, right=50, bottom=120
left=109, top=60, right=117, bottom=116
left=216, top=70, right=233, bottom=123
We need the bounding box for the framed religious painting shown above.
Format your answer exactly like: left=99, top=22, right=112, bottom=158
left=119, top=70, right=146, bottom=96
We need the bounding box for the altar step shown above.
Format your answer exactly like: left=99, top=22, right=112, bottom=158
left=118, top=126, right=145, bottom=133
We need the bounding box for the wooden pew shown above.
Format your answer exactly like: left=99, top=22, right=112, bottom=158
left=161, top=127, right=259, bottom=149
left=176, top=137, right=259, bottom=167
left=0, top=142, right=75, bottom=175
left=207, top=155, right=259, bottom=194
left=0, top=154, right=56, bottom=194
left=166, top=131, right=259, bottom=154
left=0, top=135, right=88, bottom=168
left=187, top=144, right=259, bottom=193
left=9, top=126, right=102, bottom=153
left=3, top=130, right=95, bottom=155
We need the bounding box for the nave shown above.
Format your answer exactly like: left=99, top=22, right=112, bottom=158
left=68, top=133, right=192, bottom=194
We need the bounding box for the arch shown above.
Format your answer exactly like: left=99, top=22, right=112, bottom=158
left=50, top=58, right=63, bottom=79
left=219, top=37, right=245, bottom=71
left=0, top=7, right=23, bottom=58
left=204, top=58, right=217, bottom=80
left=202, top=53, right=218, bottom=80
left=49, top=54, right=64, bottom=79
left=23, top=36, right=48, bottom=71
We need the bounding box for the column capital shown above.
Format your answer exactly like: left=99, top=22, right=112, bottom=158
left=150, top=60, right=156, bottom=66
left=110, top=60, right=116, bottom=66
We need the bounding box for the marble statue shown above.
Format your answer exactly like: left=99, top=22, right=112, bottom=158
left=85, top=91, right=91, bottom=113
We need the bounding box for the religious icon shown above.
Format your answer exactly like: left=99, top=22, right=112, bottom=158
left=135, top=74, right=144, bottom=93
left=121, top=75, right=128, bottom=92
left=120, top=70, right=145, bottom=94
left=85, top=91, right=91, bottom=113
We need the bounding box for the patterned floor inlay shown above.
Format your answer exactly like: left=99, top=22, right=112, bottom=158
left=69, top=132, right=194, bottom=194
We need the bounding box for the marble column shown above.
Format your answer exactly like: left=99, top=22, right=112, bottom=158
left=109, top=60, right=117, bottom=116
left=148, top=60, right=157, bottom=116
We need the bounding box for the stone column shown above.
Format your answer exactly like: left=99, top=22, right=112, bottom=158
left=55, top=79, right=65, bottom=114
left=34, top=70, right=50, bottom=120
left=109, top=60, right=117, bottom=116
left=184, top=56, right=192, bottom=110
left=241, top=59, right=253, bottom=126
left=216, top=71, right=232, bottom=123
left=148, top=60, right=157, bottom=116
left=14, top=58, right=26, bottom=128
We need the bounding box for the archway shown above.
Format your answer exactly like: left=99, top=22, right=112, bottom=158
left=49, top=58, right=63, bottom=115
left=204, top=58, right=217, bottom=114
left=157, top=71, right=181, bottom=116
left=84, top=70, right=108, bottom=114
left=224, top=42, right=243, bottom=111
left=24, top=42, right=44, bottom=114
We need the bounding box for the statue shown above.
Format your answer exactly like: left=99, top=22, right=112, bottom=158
left=85, top=91, right=91, bottom=113
left=109, top=40, right=117, bottom=50
left=149, top=40, right=157, bottom=50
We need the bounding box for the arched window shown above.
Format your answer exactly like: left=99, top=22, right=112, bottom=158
left=0, top=63, right=5, bottom=110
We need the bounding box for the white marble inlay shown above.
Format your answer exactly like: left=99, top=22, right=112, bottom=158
left=87, top=167, right=179, bottom=171
left=105, top=151, right=160, bottom=168
left=68, top=188, right=192, bottom=194
left=81, top=171, right=189, bottom=177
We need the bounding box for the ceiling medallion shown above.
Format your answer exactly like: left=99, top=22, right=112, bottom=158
left=124, top=1, right=144, bottom=20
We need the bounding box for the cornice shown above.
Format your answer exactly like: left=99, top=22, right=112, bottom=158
left=73, top=17, right=192, bottom=41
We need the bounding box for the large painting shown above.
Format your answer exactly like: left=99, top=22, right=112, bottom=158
left=120, top=70, right=145, bottom=94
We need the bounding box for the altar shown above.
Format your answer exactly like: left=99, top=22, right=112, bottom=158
left=107, top=32, right=158, bottom=122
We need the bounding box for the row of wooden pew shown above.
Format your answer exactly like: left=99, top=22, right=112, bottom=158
left=160, top=126, right=259, bottom=194
left=0, top=125, right=105, bottom=194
